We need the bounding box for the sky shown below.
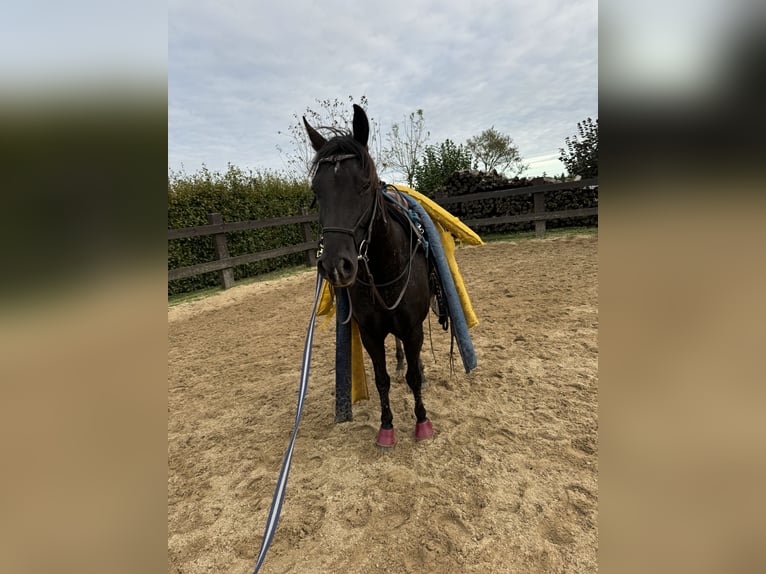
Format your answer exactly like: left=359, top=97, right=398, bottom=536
left=169, top=0, right=598, bottom=182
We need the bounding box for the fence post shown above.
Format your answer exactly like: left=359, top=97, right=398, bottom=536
left=533, top=191, right=546, bottom=238
left=207, top=212, right=234, bottom=289
left=301, top=207, right=317, bottom=267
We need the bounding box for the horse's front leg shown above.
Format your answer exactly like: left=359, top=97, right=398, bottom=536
left=359, top=329, right=396, bottom=449
left=402, top=326, right=434, bottom=441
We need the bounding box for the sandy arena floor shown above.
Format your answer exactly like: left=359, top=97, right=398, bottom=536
left=168, top=233, right=598, bottom=573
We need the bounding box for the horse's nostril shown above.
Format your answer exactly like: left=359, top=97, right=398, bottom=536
left=340, top=258, right=354, bottom=276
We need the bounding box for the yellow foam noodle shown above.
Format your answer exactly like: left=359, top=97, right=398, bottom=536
left=317, top=283, right=334, bottom=316
left=317, top=282, right=336, bottom=329
left=350, top=320, right=369, bottom=402
left=392, top=184, right=481, bottom=329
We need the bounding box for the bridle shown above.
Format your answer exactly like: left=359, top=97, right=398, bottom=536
left=312, top=154, right=423, bottom=319
left=314, top=153, right=381, bottom=264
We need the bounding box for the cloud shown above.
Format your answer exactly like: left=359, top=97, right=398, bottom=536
left=169, top=0, right=597, bottom=177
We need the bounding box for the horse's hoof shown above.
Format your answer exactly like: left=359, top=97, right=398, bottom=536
left=415, top=420, right=434, bottom=441
left=376, top=427, right=396, bottom=449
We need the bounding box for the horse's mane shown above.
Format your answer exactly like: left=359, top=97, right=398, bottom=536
left=310, top=129, right=379, bottom=192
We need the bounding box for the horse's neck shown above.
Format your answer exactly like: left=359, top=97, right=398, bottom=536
left=366, top=205, right=410, bottom=276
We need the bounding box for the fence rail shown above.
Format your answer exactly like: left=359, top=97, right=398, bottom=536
left=168, top=179, right=597, bottom=289
left=167, top=212, right=318, bottom=241
left=436, top=177, right=598, bottom=205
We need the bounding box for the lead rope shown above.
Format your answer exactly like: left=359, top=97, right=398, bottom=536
left=251, top=272, right=324, bottom=574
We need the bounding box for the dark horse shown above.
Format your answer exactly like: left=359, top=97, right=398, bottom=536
left=304, top=104, right=434, bottom=448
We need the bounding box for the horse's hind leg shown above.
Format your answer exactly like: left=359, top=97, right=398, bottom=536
left=360, top=330, right=395, bottom=448
left=395, top=338, right=405, bottom=373
left=396, top=338, right=426, bottom=387
left=402, top=327, right=434, bottom=440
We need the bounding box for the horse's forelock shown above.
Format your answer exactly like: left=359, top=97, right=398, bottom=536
left=311, top=133, right=378, bottom=190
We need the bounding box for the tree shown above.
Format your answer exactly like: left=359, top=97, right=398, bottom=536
left=414, top=139, right=473, bottom=196
left=559, top=117, right=598, bottom=178
left=382, top=109, right=430, bottom=186
left=277, top=95, right=383, bottom=181
left=465, top=127, right=528, bottom=176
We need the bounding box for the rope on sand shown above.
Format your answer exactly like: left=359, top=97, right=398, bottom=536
left=251, top=272, right=324, bottom=574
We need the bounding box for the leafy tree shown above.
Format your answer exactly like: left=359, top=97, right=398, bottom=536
left=414, top=139, right=473, bottom=196
left=277, top=95, right=383, bottom=181
left=559, top=117, right=598, bottom=178
left=382, top=109, right=430, bottom=186
left=465, top=127, right=528, bottom=176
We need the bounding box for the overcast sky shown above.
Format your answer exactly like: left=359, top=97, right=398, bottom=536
left=169, top=0, right=598, bottom=181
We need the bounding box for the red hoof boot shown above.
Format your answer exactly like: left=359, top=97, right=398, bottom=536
left=376, top=427, right=396, bottom=449
left=415, top=420, right=434, bottom=441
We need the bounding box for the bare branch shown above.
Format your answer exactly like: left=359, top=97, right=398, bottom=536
left=382, top=109, right=430, bottom=186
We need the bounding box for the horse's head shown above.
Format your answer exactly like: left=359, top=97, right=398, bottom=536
left=304, top=104, right=380, bottom=288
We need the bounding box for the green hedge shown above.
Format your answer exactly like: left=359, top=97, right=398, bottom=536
left=168, top=165, right=315, bottom=295
left=168, top=165, right=597, bottom=296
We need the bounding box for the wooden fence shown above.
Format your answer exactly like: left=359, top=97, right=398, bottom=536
left=168, top=178, right=597, bottom=289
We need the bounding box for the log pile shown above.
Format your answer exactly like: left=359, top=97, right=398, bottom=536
left=433, top=170, right=597, bottom=234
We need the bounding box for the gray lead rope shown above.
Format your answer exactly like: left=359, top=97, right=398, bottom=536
left=251, top=272, right=324, bottom=574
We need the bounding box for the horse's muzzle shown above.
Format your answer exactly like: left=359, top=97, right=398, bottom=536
left=318, top=255, right=357, bottom=288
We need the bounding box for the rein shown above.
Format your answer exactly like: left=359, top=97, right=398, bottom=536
left=251, top=272, right=324, bottom=574
left=355, top=194, right=423, bottom=312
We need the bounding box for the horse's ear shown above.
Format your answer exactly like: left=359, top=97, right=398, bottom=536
left=303, top=116, right=327, bottom=151
left=352, top=104, right=369, bottom=148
